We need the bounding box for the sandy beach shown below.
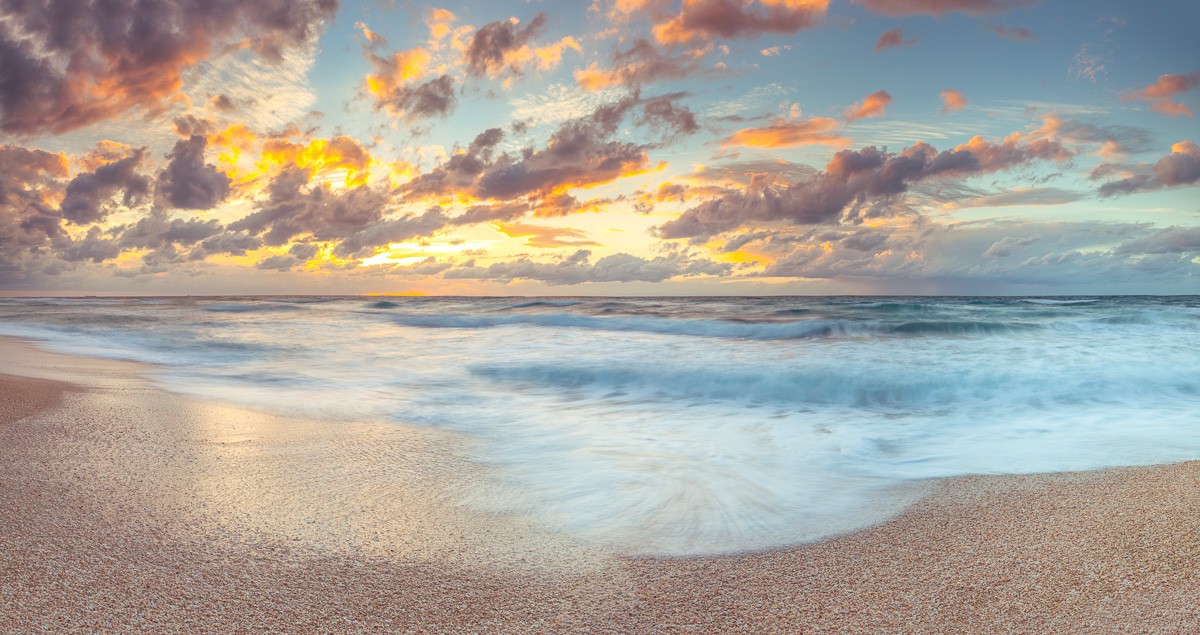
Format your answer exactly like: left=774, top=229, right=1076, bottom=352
left=2, top=335, right=1198, bottom=633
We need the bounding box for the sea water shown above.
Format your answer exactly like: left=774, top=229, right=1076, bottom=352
left=2, top=296, right=1198, bottom=554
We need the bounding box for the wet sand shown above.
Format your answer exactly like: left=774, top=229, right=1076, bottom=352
left=2, top=336, right=1198, bottom=633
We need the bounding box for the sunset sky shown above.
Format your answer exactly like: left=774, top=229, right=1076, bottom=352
left=1, top=0, right=1198, bottom=295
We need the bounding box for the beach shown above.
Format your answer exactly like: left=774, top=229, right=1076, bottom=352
left=2, top=335, right=1198, bottom=633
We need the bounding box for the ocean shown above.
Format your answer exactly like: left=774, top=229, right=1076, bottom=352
left=2, top=295, right=1198, bottom=555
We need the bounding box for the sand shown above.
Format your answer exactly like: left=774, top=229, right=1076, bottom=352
left=2, top=335, right=1198, bottom=633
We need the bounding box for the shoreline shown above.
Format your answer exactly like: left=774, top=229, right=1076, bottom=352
left=2, top=336, right=1198, bottom=632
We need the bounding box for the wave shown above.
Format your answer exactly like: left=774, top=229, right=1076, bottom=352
left=366, top=300, right=401, bottom=309
left=1021, top=298, right=1098, bottom=305
left=385, top=312, right=866, bottom=339
left=203, top=303, right=305, bottom=313
left=508, top=300, right=583, bottom=309
left=885, top=320, right=1034, bottom=336
left=469, top=358, right=1200, bottom=411
left=384, top=311, right=1045, bottom=339
left=267, top=297, right=341, bottom=304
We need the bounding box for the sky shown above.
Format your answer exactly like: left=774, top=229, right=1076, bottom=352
left=1, top=0, right=1198, bottom=296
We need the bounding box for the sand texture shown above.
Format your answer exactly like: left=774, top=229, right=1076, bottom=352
left=2, top=336, right=1198, bottom=633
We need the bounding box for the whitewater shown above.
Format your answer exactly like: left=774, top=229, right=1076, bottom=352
left=2, top=295, right=1198, bottom=555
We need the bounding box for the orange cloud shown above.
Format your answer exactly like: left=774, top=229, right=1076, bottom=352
left=576, top=63, right=620, bottom=91
left=940, top=89, right=968, bottom=113
left=207, top=127, right=375, bottom=189
left=495, top=222, right=599, bottom=248
left=365, top=47, right=433, bottom=97
left=574, top=40, right=696, bottom=92
left=722, top=118, right=848, bottom=148
left=1122, top=72, right=1200, bottom=117
left=843, top=91, right=892, bottom=122
left=426, top=8, right=457, bottom=45
left=359, top=19, right=457, bottom=121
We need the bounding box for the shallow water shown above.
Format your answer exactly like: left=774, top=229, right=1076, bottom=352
left=2, top=295, right=1198, bottom=554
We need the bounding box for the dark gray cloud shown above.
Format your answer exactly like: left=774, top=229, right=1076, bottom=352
left=60, top=227, right=121, bottom=263
left=59, top=149, right=151, bottom=225
left=465, top=13, right=547, bottom=77
left=157, top=135, right=232, bottom=210
left=0, top=144, right=69, bottom=276
left=403, top=128, right=506, bottom=200
left=639, top=92, right=699, bottom=139
left=1099, top=141, right=1200, bottom=196
left=173, top=115, right=217, bottom=138
left=116, top=211, right=223, bottom=251
left=582, top=39, right=700, bottom=90
left=189, top=233, right=262, bottom=260
left=230, top=168, right=392, bottom=246
left=332, top=208, right=452, bottom=259
left=875, top=28, right=917, bottom=52
left=402, top=95, right=695, bottom=212
left=0, top=0, right=338, bottom=134
left=658, top=138, right=1071, bottom=240
left=653, top=0, right=826, bottom=43
left=377, top=75, right=457, bottom=122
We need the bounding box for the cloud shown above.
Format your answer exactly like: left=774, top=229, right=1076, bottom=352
left=658, top=134, right=1071, bottom=239
left=1099, top=141, right=1200, bottom=196
left=981, top=235, right=1039, bottom=258
left=854, top=0, right=1037, bottom=17
left=157, top=136, right=232, bottom=210
left=0, top=144, right=70, bottom=270
left=379, top=75, right=458, bottom=122
left=1028, top=116, right=1150, bottom=160
left=1114, top=226, right=1200, bottom=255
left=496, top=223, right=599, bottom=248
left=1122, top=72, right=1200, bottom=117
left=209, top=131, right=376, bottom=191
left=402, top=97, right=684, bottom=209
left=362, top=42, right=457, bottom=121
left=989, top=25, right=1036, bottom=40
left=843, top=91, right=892, bottom=122
left=875, top=28, right=917, bottom=52
left=640, top=93, right=701, bottom=139
left=942, top=187, right=1081, bottom=210
left=722, top=118, right=848, bottom=148
left=256, top=243, right=321, bottom=270
left=444, top=248, right=731, bottom=285
left=575, top=39, right=698, bottom=91
left=0, top=0, right=336, bottom=135
left=940, top=89, right=968, bottom=113
left=451, top=13, right=584, bottom=84
left=466, top=14, right=546, bottom=76
left=333, top=209, right=453, bottom=259
left=115, top=211, right=223, bottom=252
left=652, top=0, right=828, bottom=45
left=59, top=149, right=151, bottom=225
left=229, top=168, right=393, bottom=246
left=746, top=220, right=1197, bottom=292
